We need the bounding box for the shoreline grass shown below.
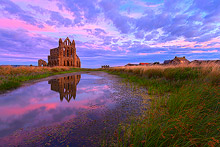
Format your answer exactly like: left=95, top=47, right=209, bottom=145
left=104, top=64, right=220, bottom=146
left=0, top=66, right=95, bottom=93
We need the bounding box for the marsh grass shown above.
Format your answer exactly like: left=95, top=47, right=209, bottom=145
left=0, top=66, right=92, bottom=92
left=105, top=64, right=220, bottom=146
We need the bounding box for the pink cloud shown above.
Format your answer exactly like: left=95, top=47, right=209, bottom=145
left=1, top=53, right=44, bottom=59
left=200, top=38, right=220, bottom=48
left=138, top=51, right=166, bottom=56
left=133, top=0, right=162, bottom=8
left=78, top=43, right=111, bottom=50
left=11, top=0, right=74, bottom=19
left=152, top=37, right=220, bottom=49
left=0, top=18, right=55, bottom=32
left=191, top=50, right=218, bottom=53
left=152, top=39, right=196, bottom=48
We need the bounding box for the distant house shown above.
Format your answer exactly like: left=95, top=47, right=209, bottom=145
left=139, top=63, right=150, bottom=66
left=101, top=65, right=110, bottom=68
left=125, top=63, right=139, bottom=66
left=169, top=56, right=190, bottom=64
left=153, top=62, right=160, bottom=65
left=164, top=60, right=171, bottom=64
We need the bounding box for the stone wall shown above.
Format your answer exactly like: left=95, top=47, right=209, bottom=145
left=47, top=37, right=81, bottom=67
left=38, top=59, right=47, bottom=67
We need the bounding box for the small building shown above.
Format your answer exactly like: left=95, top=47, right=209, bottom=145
left=153, top=62, right=160, bottom=65
left=164, top=60, right=171, bottom=64
left=101, top=65, right=110, bottom=68
left=169, top=56, right=190, bottom=65
left=139, top=63, right=150, bottom=66
left=125, top=63, right=139, bottom=66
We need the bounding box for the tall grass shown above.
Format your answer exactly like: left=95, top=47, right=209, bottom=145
left=106, top=64, right=220, bottom=146
left=0, top=66, right=73, bottom=76
left=0, top=66, right=84, bottom=92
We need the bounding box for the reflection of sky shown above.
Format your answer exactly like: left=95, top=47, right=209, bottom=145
left=0, top=74, right=114, bottom=138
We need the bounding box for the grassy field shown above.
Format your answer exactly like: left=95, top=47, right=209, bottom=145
left=0, top=66, right=91, bottom=93
left=1, top=65, right=219, bottom=146
left=105, top=64, right=220, bottom=146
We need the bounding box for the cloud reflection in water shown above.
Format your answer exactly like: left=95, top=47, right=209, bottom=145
left=0, top=74, right=114, bottom=138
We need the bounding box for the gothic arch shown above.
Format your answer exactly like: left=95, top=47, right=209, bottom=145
left=38, top=59, right=47, bottom=67
left=64, top=37, right=71, bottom=46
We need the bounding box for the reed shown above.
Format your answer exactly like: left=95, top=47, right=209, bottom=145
left=106, top=63, right=220, bottom=146
left=0, top=66, right=84, bottom=92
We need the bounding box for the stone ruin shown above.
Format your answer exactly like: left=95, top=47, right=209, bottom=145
left=38, top=59, right=47, bottom=67
left=38, top=37, right=81, bottom=67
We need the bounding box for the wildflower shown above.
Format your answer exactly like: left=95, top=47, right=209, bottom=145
left=162, top=133, right=165, bottom=139
left=208, top=141, right=216, bottom=147
left=212, top=137, right=219, bottom=143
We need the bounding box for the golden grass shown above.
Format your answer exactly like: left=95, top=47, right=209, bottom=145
left=0, top=66, right=82, bottom=91
left=111, top=63, right=220, bottom=78
left=106, top=63, right=220, bottom=146
left=0, top=66, right=73, bottom=76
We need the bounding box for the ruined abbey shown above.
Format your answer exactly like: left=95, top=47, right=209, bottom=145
left=38, top=37, right=81, bottom=67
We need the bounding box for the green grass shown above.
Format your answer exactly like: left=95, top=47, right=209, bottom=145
left=104, top=66, right=220, bottom=146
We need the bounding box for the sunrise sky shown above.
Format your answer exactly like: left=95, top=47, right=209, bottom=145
left=0, top=0, right=220, bottom=67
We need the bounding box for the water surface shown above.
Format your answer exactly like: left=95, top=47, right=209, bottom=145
left=0, top=72, right=148, bottom=146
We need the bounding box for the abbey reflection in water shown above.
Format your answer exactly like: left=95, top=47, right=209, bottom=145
left=48, top=75, right=81, bottom=102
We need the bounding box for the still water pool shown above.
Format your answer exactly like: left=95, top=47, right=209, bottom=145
left=0, top=72, right=148, bottom=146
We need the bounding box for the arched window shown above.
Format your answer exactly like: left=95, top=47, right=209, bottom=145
left=63, top=48, right=65, bottom=57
